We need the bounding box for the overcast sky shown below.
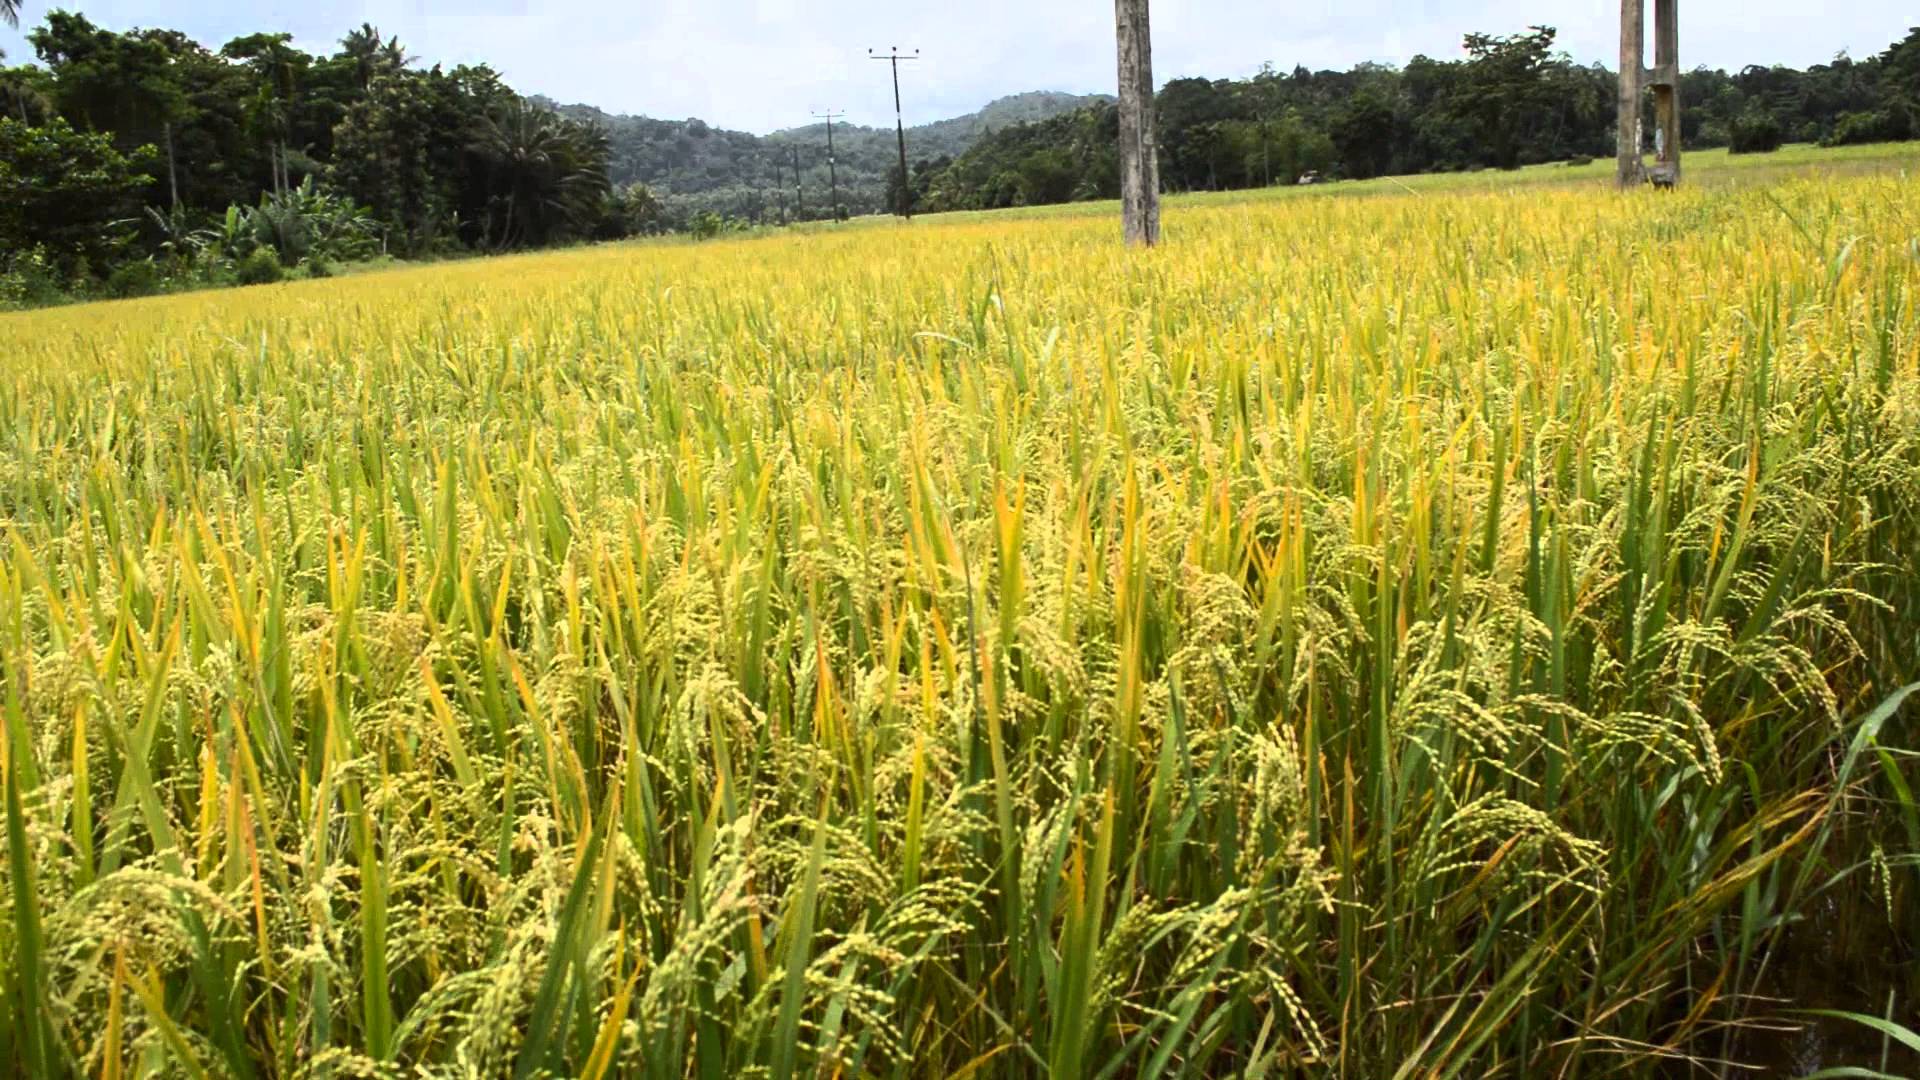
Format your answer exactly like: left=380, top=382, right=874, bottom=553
left=3, top=2, right=1914, bottom=134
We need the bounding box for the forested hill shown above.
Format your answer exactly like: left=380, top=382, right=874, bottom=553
left=547, top=91, right=1111, bottom=222
left=895, top=90, right=1118, bottom=154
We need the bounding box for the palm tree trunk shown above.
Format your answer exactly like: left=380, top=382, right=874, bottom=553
left=165, top=121, right=181, bottom=212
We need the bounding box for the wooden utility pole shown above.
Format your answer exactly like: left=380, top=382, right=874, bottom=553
left=1114, top=0, right=1160, bottom=245
left=791, top=145, right=805, bottom=221
left=813, top=109, right=845, bottom=220
left=869, top=47, right=920, bottom=219
left=772, top=153, right=788, bottom=225
left=1618, top=0, right=1681, bottom=188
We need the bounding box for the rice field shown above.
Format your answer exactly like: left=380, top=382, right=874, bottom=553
left=3, top=147, right=1919, bottom=1078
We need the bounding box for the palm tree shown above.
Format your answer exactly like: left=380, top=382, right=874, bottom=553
left=1, top=1, right=20, bottom=30
left=339, top=23, right=415, bottom=90
left=0, top=66, right=50, bottom=123
left=223, top=34, right=306, bottom=197
left=476, top=100, right=611, bottom=249
left=379, top=35, right=415, bottom=77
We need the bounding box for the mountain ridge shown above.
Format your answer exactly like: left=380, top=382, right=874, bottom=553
left=540, top=89, right=1113, bottom=220
left=769, top=90, right=1117, bottom=140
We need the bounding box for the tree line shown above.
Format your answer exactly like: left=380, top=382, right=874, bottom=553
left=2, top=8, right=1916, bottom=307
left=908, top=24, right=1920, bottom=212
left=2, top=10, right=640, bottom=305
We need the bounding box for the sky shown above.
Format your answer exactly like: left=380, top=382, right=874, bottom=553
left=3, top=2, right=1914, bottom=134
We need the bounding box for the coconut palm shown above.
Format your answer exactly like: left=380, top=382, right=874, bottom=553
left=1, top=1, right=20, bottom=30
left=339, top=23, right=415, bottom=90
left=222, top=33, right=308, bottom=197
left=0, top=66, right=49, bottom=123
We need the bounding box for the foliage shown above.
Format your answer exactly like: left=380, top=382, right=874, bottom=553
left=232, top=175, right=381, bottom=264
left=600, top=181, right=663, bottom=239
left=1827, top=98, right=1915, bottom=146
left=1731, top=106, right=1786, bottom=153
left=920, top=103, right=1118, bottom=211
left=1, top=149, right=1918, bottom=1076
left=0, top=245, right=65, bottom=309
left=922, top=25, right=1920, bottom=211
left=1451, top=26, right=1565, bottom=169
left=557, top=90, right=1112, bottom=225
left=472, top=98, right=612, bottom=249
left=233, top=244, right=284, bottom=284
left=1, top=9, right=608, bottom=299
left=0, top=115, right=155, bottom=276
left=687, top=208, right=731, bottom=238
left=1877, top=27, right=1920, bottom=103
left=100, top=256, right=163, bottom=298
left=0, top=62, right=54, bottom=124
left=328, top=63, right=517, bottom=254
left=929, top=27, right=1610, bottom=205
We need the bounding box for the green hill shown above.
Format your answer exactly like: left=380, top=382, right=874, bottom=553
left=546, top=91, right=1111, bottom=224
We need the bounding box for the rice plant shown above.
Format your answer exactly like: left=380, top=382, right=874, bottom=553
left=2, top=152, right=1918, bottom=1077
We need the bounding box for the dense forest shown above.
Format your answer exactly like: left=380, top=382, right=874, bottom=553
left=912, top=24, right=1920, bottom=211
left=1, top=4, right=1917, bottom=307
left=1, top=8, right=636, bottom=306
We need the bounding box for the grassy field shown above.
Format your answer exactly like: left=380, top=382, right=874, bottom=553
left=2, top=144, right=1919, bottom=1077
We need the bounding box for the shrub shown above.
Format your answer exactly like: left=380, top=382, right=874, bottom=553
left=0, top=246, right=66, bottom=310
left=0, top=118, right=157, bottom=281
left=593, top=183, right=664, bottom=240
left=1825, top=100, right=1914, bottom=147
left=235, top=247, right=285, bottom=286
left=215, top=178, right=380, bottom=267
left=102, top=258, right=164, bottom=299
left=1729, top=109, right=1783, bottom=154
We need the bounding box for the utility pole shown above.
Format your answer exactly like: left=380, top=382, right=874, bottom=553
left=772, top=153, right=788, bottom=225
left=1618, top=0, right=1681, bottom=188
left=1114, top=0, right=1160, bottom=245
left=869, top=47, right=920, bottom=218
left=791, top=145, right=805, bottom=221
left=812, top=109, right=845, bottom=220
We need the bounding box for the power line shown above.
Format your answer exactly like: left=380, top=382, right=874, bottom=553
left=868, top=47, right=920, bottom=219
left=811, top=109, right=845, bottom=220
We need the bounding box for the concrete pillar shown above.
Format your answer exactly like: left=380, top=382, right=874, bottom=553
left=1650, top=0, right=1681, bottom=186
left=1618, top=0, right=1645, bottom=187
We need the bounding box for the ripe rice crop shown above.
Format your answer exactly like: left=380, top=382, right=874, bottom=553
left=2, top=156, right=1919, bottom=1076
